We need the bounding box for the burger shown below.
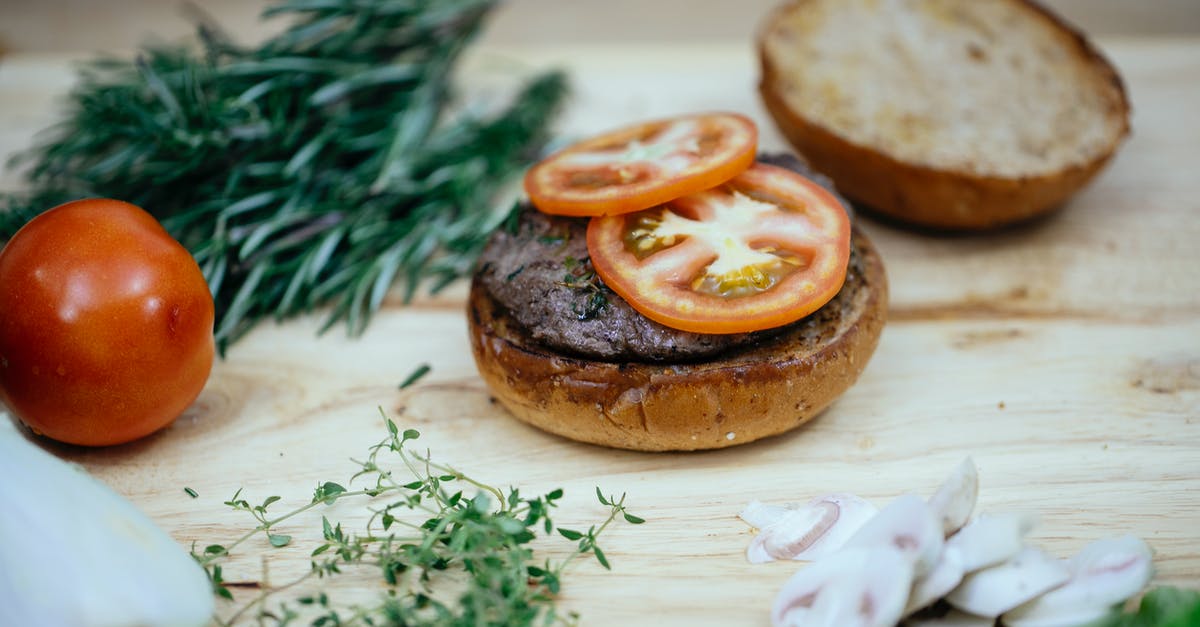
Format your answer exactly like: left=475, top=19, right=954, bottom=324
left=467, top=113, right=887, bottom=451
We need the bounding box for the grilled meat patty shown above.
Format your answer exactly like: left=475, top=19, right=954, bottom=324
left=473, top=153, right=859, bottom=363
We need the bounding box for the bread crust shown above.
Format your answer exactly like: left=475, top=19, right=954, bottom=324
left=467, top=228, right=888, bottom=452
left=757, top=0, right=1131, bottom=231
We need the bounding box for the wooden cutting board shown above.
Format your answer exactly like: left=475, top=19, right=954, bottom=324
left=1, top=39, right=1198, bottom=625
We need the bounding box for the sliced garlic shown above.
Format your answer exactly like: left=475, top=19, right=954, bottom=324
left=945, top=546, right=1071, bottom=618
left=743, top=493, right=878, bottom=563
left=928, top=457, right=979, bottom=537
left=772, top=545, right=914, bottom=627
left=0, top=416, right=213, bottom=627
left=947, top=512, right=1035, bottom=573
left=844, top=493, right=945, bottom=577
left=1002, top=535, right=1153, bottom=627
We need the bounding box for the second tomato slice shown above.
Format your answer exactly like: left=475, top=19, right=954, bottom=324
left=524, top=112, right=757, bottom=217
left=586, top=163, right=851, bottom=334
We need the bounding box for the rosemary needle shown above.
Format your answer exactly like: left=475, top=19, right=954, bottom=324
left=1, top=0, right=567, bottom=352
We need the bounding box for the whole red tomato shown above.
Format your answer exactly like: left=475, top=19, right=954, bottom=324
left=0, top=198, right=214, bottom=446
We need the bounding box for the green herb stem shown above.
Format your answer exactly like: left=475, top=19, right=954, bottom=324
left=2, top=0, right=567, bottom=350
left=195, top=413, right=643, bottom=625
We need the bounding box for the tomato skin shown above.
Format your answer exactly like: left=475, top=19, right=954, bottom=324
left=524, top=112, right=758, bottom=217
left=587, top=163, right=851, bottom=334
left=0, top=199, right=215, bottom=446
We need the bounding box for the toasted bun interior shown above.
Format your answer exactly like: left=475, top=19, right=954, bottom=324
left=467, top=228, right=887, bottom=452
left=758, top=0, right=1130, bottom=230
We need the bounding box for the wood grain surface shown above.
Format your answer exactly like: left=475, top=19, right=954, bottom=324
left=2, top=0, right=1198, bottom=56
left=1, top=37, right=1198, bottom=625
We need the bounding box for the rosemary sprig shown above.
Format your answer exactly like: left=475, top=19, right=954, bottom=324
left=195, top=411, right=643, bottom=626
left=1, top=0, right=567, bottom=351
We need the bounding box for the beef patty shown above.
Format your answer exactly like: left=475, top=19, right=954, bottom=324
left=473, top=153, right=861, bottom=363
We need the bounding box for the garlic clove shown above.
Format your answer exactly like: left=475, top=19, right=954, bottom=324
left=945, top=546, right=1071, bottom=618
left=1002, top=535, right=1153, bottom=627
left=928, top=457, right=979, bottom=537
left=0, top=416, right=213, bottom=627
left=744, top=493, right=878, bottom=563
left=772, top=545, right=914, bottom=627
left=844, top=493, right=945, bottom=577
left=947, top=512, right=1036, bottom=573
left=906, top=544, right=966, bottom=615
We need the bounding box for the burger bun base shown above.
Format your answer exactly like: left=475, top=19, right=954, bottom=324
left=467, top=229, right=888, bottom=452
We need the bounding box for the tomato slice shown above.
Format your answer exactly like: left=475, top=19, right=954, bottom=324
left=524, top=112, right=757, bottom=217
left=586, top=163, right=851, bottom=334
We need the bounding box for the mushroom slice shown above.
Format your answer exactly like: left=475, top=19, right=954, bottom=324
left=844, top=493, right=945, bottom=577
left=928, top=457, right=979, bottom=537
left=743, top=494, right=878, bottom=563
left=1002, top=535, right=1153, bottom=627
left=905, top=609, right=999, bottom=626
left=947, top=512, right=1036, bottom=573
left=740, top=500, right=792, bottom=530
left=771, top=545, right=914, bottom=627
left=906, top=545, right=966, bottom=615
left=945, top=546, right=1071, bottom=618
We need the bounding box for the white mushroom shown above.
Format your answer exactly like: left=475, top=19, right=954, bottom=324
left=740, top=500, right=792, bottom=530
left=947, top=512, right=1036, bottom=573
left=945, top=546, right=1071, bottom=618
left=928, top=457, right=979, bottom=537
left=844, top=493, right=945, bottom=577
left=1002, top=535, right=1154, bottom=627
left=906, top=545, right=966, bottom=615
left=905, top=608, right=999, bottom=626
left=743, top=494, right=878, bottom=563
left=771, top=545, right=914, bottom=627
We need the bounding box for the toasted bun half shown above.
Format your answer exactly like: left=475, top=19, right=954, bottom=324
left=758, top=0, right=1130, bottom=230
left=467, top=228, right=887, bottom=452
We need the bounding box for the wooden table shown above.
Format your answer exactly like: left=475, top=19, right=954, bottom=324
left=1, top=36, right=1197, bottom=625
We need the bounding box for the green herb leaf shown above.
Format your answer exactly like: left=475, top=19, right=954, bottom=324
left=399, top=363, right=431, bottom=390
left=0, top=0, right=568, bottom=350
left=312, top=481, right=346, bottom=504
left=1114, top=587, right=1200, bottom=627
left=268, top=533, right=292, bottom=548
left=193, top=411, right=642, bottom=625
left=204, top=544, right=226, bottom=556
left=593, top=545, right=611, bottom=570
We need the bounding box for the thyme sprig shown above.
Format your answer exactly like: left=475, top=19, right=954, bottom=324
left=195, top=412, right=643, bottom=626
left=1, top=0, right=567, bottom=350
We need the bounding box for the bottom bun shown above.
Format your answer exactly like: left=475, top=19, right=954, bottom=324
left=467, top=228, right=888, bottom=452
